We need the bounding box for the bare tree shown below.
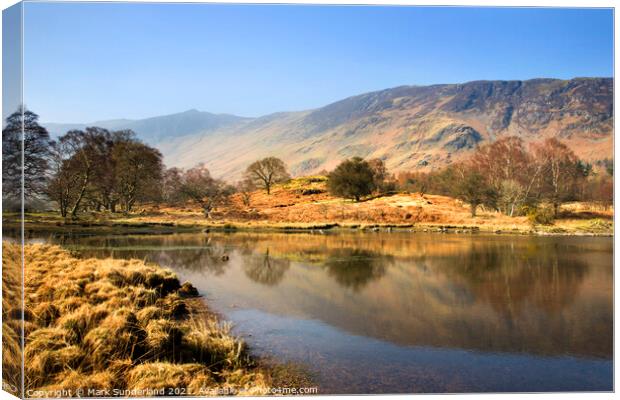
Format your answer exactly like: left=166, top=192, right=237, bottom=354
left=469, top=137, right=543, bottom=216
left=162, top=167, right=185, bottom=205
left=367, top=158, right=392, bottom=193
left=236, top=178, right=255, bottom=207
left=86, top=129, right=137, bottom=212
left=46, top=127, right=163, bottom=217
left=113, top=141, right=163, bottom=213
left=59, top=129, right=101, bottom=218
left=244, top=157, right=290, bottom=194
left=533, top=138, right=582, bottom=216
left=2, top=107, right=51, bottom=202
left=452, top=166, right=497, bottom=217
left=180, top=164, right=233, bottom=218
left=47, top=140, right=77, bottom=218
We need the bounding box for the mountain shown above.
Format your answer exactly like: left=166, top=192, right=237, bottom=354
left=46, top=78, right=613, bottom=180
left=45, top=109, right=249, bottom=143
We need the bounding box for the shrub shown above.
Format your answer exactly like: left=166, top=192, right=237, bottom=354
left=328, top=157, right=376, bottom=201
left=526, top=205, right=555, bottom=225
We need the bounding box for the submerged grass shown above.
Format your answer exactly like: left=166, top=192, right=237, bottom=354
left=3, top=242, right=275, bottom=397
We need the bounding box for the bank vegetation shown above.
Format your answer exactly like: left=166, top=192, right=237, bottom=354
left=2, top=242, right=278, bottom=397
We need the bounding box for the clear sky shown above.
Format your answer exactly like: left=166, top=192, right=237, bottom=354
left=17, top=3, right=614, bottom=123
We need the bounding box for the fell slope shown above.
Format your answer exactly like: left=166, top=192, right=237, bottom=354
left=161, top=78, right=613, bottom=179
left=47, top=78, right=613, bottom=179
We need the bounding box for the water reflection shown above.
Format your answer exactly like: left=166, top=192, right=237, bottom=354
left=243, top=249, right=290, bottom=286
left=323, top=249, right=390, bottom=291
left=439, top=241, right=589, bottom=316
left=33, top=231, right=612, bottom=362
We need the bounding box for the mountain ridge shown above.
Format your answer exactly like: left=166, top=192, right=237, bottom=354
left=45, top=77, right=613, bottom=179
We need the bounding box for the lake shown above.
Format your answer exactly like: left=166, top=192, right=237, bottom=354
left=27, top=231, right=613, bottom=393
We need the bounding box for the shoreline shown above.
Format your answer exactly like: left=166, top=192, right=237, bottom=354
left=3, top=242, right=285, bottom=397
left=6, top=215, right=614, bottom=237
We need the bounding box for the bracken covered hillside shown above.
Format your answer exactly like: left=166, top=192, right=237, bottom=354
left=47, top=78, right=613, bottom=180
left=159, top=78, right=612, bottom=178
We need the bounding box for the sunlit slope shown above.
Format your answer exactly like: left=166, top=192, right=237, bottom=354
left=161, top=78, right=612, bottom=179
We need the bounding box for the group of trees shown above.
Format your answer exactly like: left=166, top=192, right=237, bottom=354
left=2, top=107, right=613, bottom=221
left=326, top=136, right=612, bottom=219
left=162, top=164, right=233, bottom=217
left=48, top=128, right=164, bottom=217
left=161, top=157, right=292, bottom=216
left=397, top=136, right=612, bottom=217
left=3, top=108, right=164, bottom=217
left=2, top=107, right=298, bottom=219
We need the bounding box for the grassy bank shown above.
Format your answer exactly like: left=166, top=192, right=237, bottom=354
left=7, top=204, right=613, bottom=237
left=2, top=242, right=281, bottom=397
left=5, top=178, right=613, bottom=236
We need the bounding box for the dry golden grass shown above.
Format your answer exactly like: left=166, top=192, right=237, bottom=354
left=4, top=242, right=272, bottom=397
left=5, top=176, right=612, bottom=235
left=126, top=177, right=613, bottom=234
left=2, top=241, right=22, bottom=397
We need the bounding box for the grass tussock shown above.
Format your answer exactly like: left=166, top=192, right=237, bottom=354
left=4, top=242, right=273, bottom=397
left=2, top=241, right=23, bottom=396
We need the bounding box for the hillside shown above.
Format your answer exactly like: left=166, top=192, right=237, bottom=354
left=103, top=176, right=611, bottom=235
left=45, top=109, right=249, bottom=144
left=46, top=78, right=613, bottom=180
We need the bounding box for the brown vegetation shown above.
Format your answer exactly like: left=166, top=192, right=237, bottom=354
left=93, top=176, right=611, bottom=235
left=3, top=242, right=273, bottom=397
left=1, top=105, right=612, bottom=235
left=2, top=241, right=22, bottom=397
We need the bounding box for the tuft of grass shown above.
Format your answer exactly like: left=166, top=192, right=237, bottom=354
left=4, top=242, right=272, bottom=396
left=2, top=241, right=22, bottom=396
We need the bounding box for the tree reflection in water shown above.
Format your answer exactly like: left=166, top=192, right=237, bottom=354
left=439, top=241, right=589, bottom=316
left=323, top=249, right=391, bottom=291
left=242, top=249, right=291, bottom=286
left=26, top=231, right=612, bottom=360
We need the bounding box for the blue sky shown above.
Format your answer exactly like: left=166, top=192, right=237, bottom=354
left=16, top=3, right=614, bottom=123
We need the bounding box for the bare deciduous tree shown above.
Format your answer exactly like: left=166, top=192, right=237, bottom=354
left=533, top=138, right=582, bottom=216
left=2, top=107, right=52, bottom=203
left=469, top=136, right=543, bottom=216
left=113, top=141, right=163, bottom=213
left=180, top=164, right=233, bottom=218
left=452, top=165, right=497, bottom=217
left=236, top=178, right=255, bottom=207
left=47, top=127, right=164, bottom=217
left=162, top=167, right=185, bottom=205
left=244, top=157, right=290, bottom=195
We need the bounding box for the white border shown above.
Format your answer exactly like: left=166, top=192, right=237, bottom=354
left=0, top=2, right=616, bottom=400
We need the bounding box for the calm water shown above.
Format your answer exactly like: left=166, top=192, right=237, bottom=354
left=30, top=231, right=613, bottom=393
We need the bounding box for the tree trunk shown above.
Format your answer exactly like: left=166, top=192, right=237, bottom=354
left=60, top=200, right=67, bottom=218
left=70, top=174, right=89, bottom=219
left=470, top=203, right=477, bottom=217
